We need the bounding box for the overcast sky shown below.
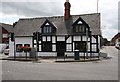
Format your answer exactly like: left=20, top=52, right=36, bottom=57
left=0, top=0, right=119, bottom=40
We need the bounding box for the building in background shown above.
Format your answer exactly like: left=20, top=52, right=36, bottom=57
left=111, top=32, right=120, bottom=46
left=0, top=23, right=13, bottom=44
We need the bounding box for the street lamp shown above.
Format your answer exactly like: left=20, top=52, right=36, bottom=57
left=97, top=0, right=99, bottom=13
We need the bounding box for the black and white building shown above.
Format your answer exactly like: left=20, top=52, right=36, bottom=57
left=9, top=0, right=101, bottom=58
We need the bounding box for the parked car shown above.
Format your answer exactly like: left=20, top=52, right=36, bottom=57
left=115, top=43, right=120, bottom=50
left=3, top=46, right=9, bottom=55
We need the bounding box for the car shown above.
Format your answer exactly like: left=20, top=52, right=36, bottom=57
left=3, top=46, right=9, bottom=55
left=115, top=43, right=120, bottom=50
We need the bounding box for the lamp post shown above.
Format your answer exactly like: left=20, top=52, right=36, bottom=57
left=97, top=0, right=99, bottom=13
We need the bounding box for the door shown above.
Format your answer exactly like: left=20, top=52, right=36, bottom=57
left=56, top=41, right=66, bottom=57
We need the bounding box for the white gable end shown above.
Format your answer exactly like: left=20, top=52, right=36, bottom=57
left=77, top=21, right=83, bottom=24
left=46, top=23, right=49, bottom=25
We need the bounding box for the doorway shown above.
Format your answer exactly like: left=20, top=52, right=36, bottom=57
left=56, top=41, right=66, bottom=57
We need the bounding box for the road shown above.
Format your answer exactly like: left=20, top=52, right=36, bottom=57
left=1, top=46, right=118, bottom=80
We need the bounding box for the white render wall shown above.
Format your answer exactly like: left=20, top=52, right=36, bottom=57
left=57, top=36, right=65, bottom=41
left=91, top=36, right=97, bottom=51
left=9, top=38, right=14, bottom=57
left=9, top=37, right=33, bottom=57
left=38, top=52, right=57, bottom=57
left=15, top=37, right=32, bottom=57
left=15, top=37, right=32, bottom=47
left=98, top=36, right=101, bottom=49
left=65, top=52, right=99, bottom=57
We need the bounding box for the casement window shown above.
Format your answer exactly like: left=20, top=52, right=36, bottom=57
left=42, top=41, right=52, bottom=52
left=75, top=41, right=87, bottom=52
left=43, top=26, right=52, bottom=33
left=75, top=25, right=85, bottom=33
left=16, top=44, right=23, bottom=52
left=3, top=34, right=8, bottom=38
left=24, top=44, right=30, bottom=47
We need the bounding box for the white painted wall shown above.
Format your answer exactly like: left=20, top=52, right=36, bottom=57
left=92, top=36, right=96, bottom=43
left=66, top=44, right=72, bottom=51
left=92, top=45, right=97, bottom=51
left=73, top=36, right=81, bottom=41
left=38, top=52, right=57, bottom=57
left=82, top=36, right=87, bottom=41
left=9, top=38, right=14, bottom=57
left=15, top=37, right=32, bottom=57
left=42, top=36, right=46, bottom=41
left=52, top=45, right=56, bottom=51
left=39, top=45, right=41, bottom=51
left=47, top=36, right=50, bottom=41
left=52, top=36, right=56, bottom=43
left=87, top=42, right=90, bottom=52
left=57, top=36, right=65, bottom=41
left=65, top=52, right=99, bottom=57
left=98, top=36, right=101, bottom=49
left=15, top=37, right=32, bottom=47
left=65, top=52, right=74, bottom=56
left=66, top=36, right=72, bottom=43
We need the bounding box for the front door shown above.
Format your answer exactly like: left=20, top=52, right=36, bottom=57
left=56, top=41, right=66, bottom=57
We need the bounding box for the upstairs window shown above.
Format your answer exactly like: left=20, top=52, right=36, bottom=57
left=43, top=26, right=52, bottom=33
left=72, top=17, right=89, bottom=34
left=75, top=25, right=85, bottom=33
left=41, top=20, right=56, bottom=34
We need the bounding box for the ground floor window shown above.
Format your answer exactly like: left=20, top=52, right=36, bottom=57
left=42, top=41, right=52, bottom=52
left=16, top=44, right=23, bottom=52
left=24, top=44, right=30, bottom=47
left=75, top=41, right=87, bottom=52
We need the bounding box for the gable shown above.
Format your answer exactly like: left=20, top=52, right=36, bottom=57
left=41, top=19, right=56, bottom=29
left=2, top=27, right=8, bottom=33
left=40, top=19, right=56, bottom=34
left=72, top=17, right=90, bottom=28
left=0, top=23, right=13, bottom=33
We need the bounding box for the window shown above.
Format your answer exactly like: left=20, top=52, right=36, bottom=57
left=24, top=44, right=31, bottom=52
left=42, top=41, right=52, bottom=52
left=16, top=44, right=23, bottom=52
left=24, top=44, right=30, bottom=47
left=3, top=34, right=8, bottom=38
left=75, top=25, right=85, bottom=33
left=43, top=26, right=52, bottom=33
left=75, top=41, right=87, bottom=52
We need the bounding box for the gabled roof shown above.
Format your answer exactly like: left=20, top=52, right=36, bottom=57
left=72, top=17, right=89, bottom=27
left=40, top=19, right=57, bottom=29
left=0, top=23, right=13, bottom=33
left=111, top=32, right=120, bottom=42
left=14, top=13, right=101, bottom=36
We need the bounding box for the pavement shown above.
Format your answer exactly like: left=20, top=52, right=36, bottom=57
left=0, top=53, right=9, bottom=59
left=1, top=46, right=118, bottom=80
left=0, top=46, right=107, bottom=63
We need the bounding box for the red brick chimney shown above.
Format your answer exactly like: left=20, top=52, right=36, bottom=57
left=64, top=0, right=71, bottom=20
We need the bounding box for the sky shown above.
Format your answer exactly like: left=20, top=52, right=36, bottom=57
left=0, top=0, right=119, bottom=41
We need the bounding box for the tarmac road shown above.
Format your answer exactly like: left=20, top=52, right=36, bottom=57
left=1, top=46, right=118, bottom=80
